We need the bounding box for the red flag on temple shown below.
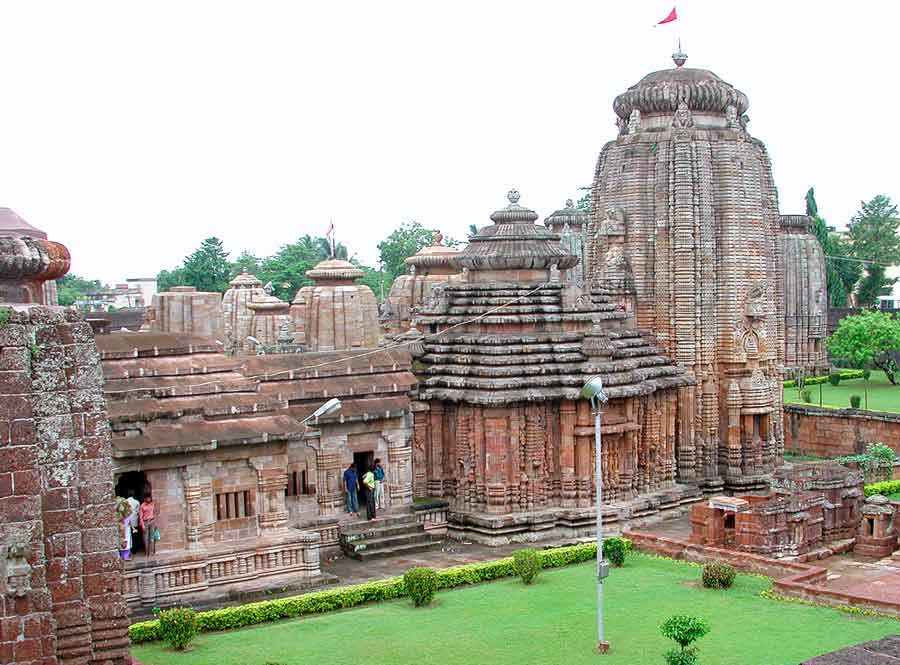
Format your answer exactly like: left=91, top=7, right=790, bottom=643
left=657, top=7, right=677, bottom=25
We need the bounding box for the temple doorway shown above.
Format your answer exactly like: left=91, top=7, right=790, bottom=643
left=115, top=471, right=150, bottom=553
left=353, top=450, right=374, bottom=506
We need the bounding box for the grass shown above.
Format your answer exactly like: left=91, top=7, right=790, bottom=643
left=132, top=554, right=899, bottom=665
left=784, top=370, right=900, bottom=413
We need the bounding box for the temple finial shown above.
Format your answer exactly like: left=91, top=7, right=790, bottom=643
left=507, top=189, right=521, bottom=205
left=672, top=38, right=687, bottom=67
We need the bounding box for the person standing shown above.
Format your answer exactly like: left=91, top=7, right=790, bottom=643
left=362, top=464, right=377, bottom=520
left=343, top=463, right=359, bottom=516
left=126, top=490, right=140, bottom=554
left=374, top=458, right=386, bottom=510
left=138, top=494, right=157, bottom=557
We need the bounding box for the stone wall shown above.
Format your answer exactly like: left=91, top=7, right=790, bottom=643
left=783, top=404, right=900, bottom=458
left=0, top=306, right=129, bottom=665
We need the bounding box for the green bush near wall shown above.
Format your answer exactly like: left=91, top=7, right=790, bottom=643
left=864, top=479, right=900, bottom=497
left=129, top=541, right=606, bottom=644
left=784, top=369, right=865, bottom=389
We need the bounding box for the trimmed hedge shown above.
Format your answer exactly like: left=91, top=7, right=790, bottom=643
left=783, top=369, right=865, bottom=388
left=129, top=541, right=604, bottom=644
left=864, top=479, right=900, bottom=497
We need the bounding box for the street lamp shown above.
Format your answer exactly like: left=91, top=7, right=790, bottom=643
left=300, top=397, right=342, bottom=425
left=581, top=375, right=610, bottom=654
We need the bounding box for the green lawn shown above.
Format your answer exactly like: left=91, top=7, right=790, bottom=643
left=132, top=554, right=899, bottom=665
left=784, top=371, right=900, bottom=413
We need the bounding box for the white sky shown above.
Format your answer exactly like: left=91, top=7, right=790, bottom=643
left=0, top=1, right=897, bottom=284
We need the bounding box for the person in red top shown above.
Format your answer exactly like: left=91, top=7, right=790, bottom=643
left=138, top=495, right=157, bottom=557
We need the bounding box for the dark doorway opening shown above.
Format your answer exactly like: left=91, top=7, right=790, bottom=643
left=353, top=450, right=373, bottom=506
left=115, top=471, right=150, bottom=553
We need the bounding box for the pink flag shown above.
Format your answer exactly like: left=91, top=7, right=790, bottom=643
left=657, top=7, right=677, bottom=25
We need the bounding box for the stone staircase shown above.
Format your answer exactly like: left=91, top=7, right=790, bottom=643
left=340, top=513, right=440, bottom=560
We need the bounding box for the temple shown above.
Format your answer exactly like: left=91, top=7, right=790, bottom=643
left=585, top=49, right=829, bottom=492
left=410, top=191, right=698, bottom=543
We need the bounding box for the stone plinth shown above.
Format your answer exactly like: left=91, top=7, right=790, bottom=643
left=151, top=286, right=224, bottom=340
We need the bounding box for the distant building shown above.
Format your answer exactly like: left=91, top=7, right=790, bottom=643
left=127, top=277, right=158, bottom=307
left=77, top=278, right=156, bottom=311
left=877, top=266, right=900, bottom=310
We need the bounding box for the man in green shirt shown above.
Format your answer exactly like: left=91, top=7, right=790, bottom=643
left=362, top=465, right=377, bottom=520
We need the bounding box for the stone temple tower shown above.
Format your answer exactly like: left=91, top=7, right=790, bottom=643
left=589, top=50, right=784, bottom=492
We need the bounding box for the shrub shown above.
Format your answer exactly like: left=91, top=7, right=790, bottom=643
left=850, top=394, right=862, bottom=409
left=129, top=542, right=601, bottom=643
left=157, top=607, right=199, bottom=651
left=602, top=537, right=632, bottom=567
left=701, top=562, right=736, bottom=589
left=801, top=389, right=812, bottom=403
left=512, top=548, right=542, bottom=584
left=783, top=369, right=864, bottom=388
left=661, top=615, right=710, bottom=665
left=828, top=373, right=841, bottom=386
left=865, top=479, right=900, bottom=497
left=864, top=369, right=872, bottom=380
left=403, top=567, right=438, bottom=607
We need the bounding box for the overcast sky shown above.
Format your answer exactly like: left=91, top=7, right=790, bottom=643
left=1, top=1, right=897, bottom=284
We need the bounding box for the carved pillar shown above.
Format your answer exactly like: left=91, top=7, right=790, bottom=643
left=411, top=402, right=430, bottom=499
left=559, top=400, right=577, bottom=507
left=428, top=403, right=445, bottom=497
left=575, top=400, right=592, bottom=507
left=314, top=444, right=343, bottom=516
left=255, top=468, right=289, bottom=532
left=387, top=436, right=413, bottom=507
left=676, top=386, right=696, bottom=482
left=725, top=381, right=742, bottom=480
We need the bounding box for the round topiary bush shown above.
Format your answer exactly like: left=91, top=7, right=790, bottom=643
left=158, top=607, right=199, bottom=650
left=602, top=536, right=631, bottom=567
left=863, top=369, right=872, bottom=381
left=850, top=394, right=862, bottom=409
left=403, top=566, right=438, bottom=607
left=512, top=548, right=542, bottom=585
left=801, top=389, right=812, bottom=403
left=828, top=373, right=842, bottom=386
left=701, top=561, right=736, bottom=589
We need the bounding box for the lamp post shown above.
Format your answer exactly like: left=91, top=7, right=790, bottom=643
left=581, top=375, right=609, bottom=654
left=300, top=397, right=342, bottom=425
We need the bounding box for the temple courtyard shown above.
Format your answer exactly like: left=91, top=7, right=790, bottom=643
left=132, top=553, right=899, bottom=665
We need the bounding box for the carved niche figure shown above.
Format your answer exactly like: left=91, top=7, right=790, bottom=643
left=0, top=543, right=31, bottom=597
left=616, top=116, right=628, bottom=136
left=746, top=280, right=767, bottom=318
left=276, top=318, right=295, bottom=345
left=725, top=104, right=738, bottom=129
left=426, top=283, right=450, bottom=313
left=672, top=100, right=694, bottom=129
left=740, top=114, right=750, bottom=132
left=627, top=109, right=641, bottom=134
left=379, top=299, right=394, bottom=322
left=263, top=281, right=275, bottom=296
left=605, top=246, right=626, bottom=272
left=597, top=208, right=626, bottom=237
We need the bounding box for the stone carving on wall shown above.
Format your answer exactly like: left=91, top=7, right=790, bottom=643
left=0, top=543, right=31, bottom=597
left=726, top=104, right=738, bottom=129
left=746, top=280, right=768, bottom=319
left=597, top=208, right=626, bottom=237
left=672, top=100, right=694, bottom=129
left=616, top=116, right=627, bottom=136
left=627, top=109, right=641, bottom=134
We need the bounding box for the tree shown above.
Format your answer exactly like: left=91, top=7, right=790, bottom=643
left=805, top=187, right=861, bottom=308
left=156, top=237, right=231, bottom=293
left=230, top=250, right=262, bottom=277
left=257, top=235, right=346, bottom=301
left=377, top=221, right=461, bottom=283
left=56, top=274, right=103, bottom=306
left=847, top=195, right=900, bottom=307
left=828, top=310, right=900, bottom=384
left=576, top=186, right=591, bottom=212
left=660, top=615, right=710, bottom=665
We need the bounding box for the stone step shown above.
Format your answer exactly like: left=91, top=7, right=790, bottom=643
left=343, top=531, right=432, bottom=553
left=340, top=522, right=423, bottom=543
left=351, top=539, right=441, bottom=561
left=340, top=513, right=417, bottom=535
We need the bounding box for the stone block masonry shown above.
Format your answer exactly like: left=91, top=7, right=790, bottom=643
left=0, top=306, right=130, bottom=665
left=784, top=404, right=900, bottom=458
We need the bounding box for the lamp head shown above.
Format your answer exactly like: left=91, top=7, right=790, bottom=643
left=581, top=375, right=608, bottom=410
left=312, top=397, right=342, bottom=419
